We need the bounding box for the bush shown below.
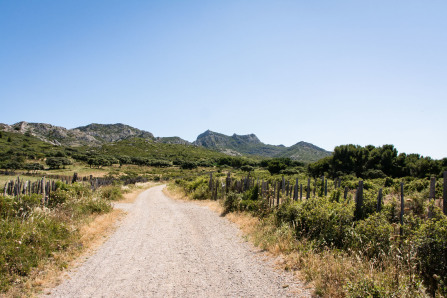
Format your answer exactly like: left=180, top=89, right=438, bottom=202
left=191, top=184, right=209, bottom=200
left=180, top=161, right=197, bottom=170
left=46, top=157, right=72, bottom=169
left=49, top=189, right=70, bottom=207
left=413, top=212, right=447, bottom=296
left=223, top=192, right=241, bottom=214
left=349, top=212, right=394, bottom=258
left=100, top=185, right=123, bottom=201
left=276, top=197, right=355, bottom=248
left=345, top=277, right=387, bottom=298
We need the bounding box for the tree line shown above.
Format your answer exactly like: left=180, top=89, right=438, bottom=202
left=308, top=144, right=447, bottom=179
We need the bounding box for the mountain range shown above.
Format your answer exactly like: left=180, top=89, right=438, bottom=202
left=0, top=122, right=331, bottom=162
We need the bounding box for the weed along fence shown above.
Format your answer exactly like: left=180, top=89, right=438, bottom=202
left=2, top=173, right=115, bottom=200
left=208, top=171, right=447, bottom=218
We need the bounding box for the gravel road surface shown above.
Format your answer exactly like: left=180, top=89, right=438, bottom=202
left=46, top=185, right=309, bottom=297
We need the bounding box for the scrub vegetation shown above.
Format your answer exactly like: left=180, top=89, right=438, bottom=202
left=1, top=128, right=446, bottom=297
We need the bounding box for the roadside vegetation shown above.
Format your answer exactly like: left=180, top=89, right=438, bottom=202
left=173, top=168, right=447, bottom=297
left=0, top=182, right=125, bottom=294
left=2, top=129, right=447, bottom=297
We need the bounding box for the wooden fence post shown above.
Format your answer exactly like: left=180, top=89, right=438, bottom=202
left=209, top=173, right=213, bottom=191
left=226, top=172, right=231, bottom=194
left=324, top=179, right=328, bottom=196
left=282, top=176, right=285, bottom=195
left=294, top=178, right=298, bottom=201
left=429, top=177, right=436, bottom=200
left=306, top=178, right=311, bottom=199
left=277, top=182, right=280, bottom=206
left=344, top=186, right=348, bottom=201
left=376, top=188, right=383, bottom=212
left=428, top=177, right=436, bottom=218
left=72, top=172, right=78, bottom=183
left=355, top=181, right=363, bottom=220
left=443, top=171, right=447, bottom=215
left=41, top=177, right=46, bottom=205
left=400, top=182, right=404, bottom=235
left=300, top=184, right=303, bottom=200
left=273, top=183, right=276, bottom=207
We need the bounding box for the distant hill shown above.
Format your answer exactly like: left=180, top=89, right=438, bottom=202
left=1, top=122, right=163, bottom=147
left=75, top=123, right=155, bottom=143
left=2, top=122, right=101, bottom=146
left=0, top=122, right=331, bottom=162
left=194, top=130, right=331, bottom=162
left=155, top=136, right=191, bottom=145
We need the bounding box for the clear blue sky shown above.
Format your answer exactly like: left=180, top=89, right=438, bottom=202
left=1, top=0, right=446, bottom=159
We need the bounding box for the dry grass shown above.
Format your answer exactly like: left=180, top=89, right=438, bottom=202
left=162, top=183, right=188, bottom=200
left=3, top=209, right=125, bottom=298
left=163, top=184, right=224, bottom=213
left=120, top=182, right=158, bottom=203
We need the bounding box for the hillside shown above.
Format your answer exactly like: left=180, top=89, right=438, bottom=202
left=276, top=141, right=332, bottom=162
left=90, top=137, right=232, bottom=164
left=0, top=122, right=158, bottom=147
left=194, top=130, right=331, bottom=162
left=0, top=122, right=332, bottom=162
left=75, top=123, right=155, bottom=143
left=2, top=122, right=100, bottom=146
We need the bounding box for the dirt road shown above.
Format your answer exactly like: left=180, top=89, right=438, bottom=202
left=46, top=185, right=309, bottom=297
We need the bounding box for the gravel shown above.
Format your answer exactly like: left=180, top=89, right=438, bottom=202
left=45, top=185, right=310, bottom=297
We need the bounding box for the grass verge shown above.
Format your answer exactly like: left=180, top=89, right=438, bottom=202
left=0, top=183, right=130, bottom=297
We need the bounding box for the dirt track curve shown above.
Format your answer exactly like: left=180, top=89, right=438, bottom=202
left=46, top=185, right=310, bottom=297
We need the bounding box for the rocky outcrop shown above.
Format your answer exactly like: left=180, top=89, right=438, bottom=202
left=75, top=123, right=155, bottom=143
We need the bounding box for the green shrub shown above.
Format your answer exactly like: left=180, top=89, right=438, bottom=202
left=242, top=185, right=259, bottom=201
left=0, top=196, right=15, bottom=218
left=81, top=197, right=112, bottom=214
left=180, top=161, right=197, bottom=169
left=100, top=185, right=123, bottom=201
left=276, top=197, right=355, bottom=248
left=191, top=184, right=209, bottom=200
left=15, top=194, right=42, bottom=217
left=349, top=212, right=394, bottom=258
left=413, top=212, right=447, bottom=296
left=223, top=192, right=241, bottom=214
left=345, top=277, right=387, bottom=298
left=49, top=189, right=70, bottom=207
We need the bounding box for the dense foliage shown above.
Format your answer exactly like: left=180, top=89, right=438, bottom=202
left=309, top=144, right=447, bottom=179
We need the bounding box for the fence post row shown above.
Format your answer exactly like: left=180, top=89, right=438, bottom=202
left=206, top=172, right=447, bottom=217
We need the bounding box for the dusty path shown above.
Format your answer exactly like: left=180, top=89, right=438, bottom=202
left=46, top=185, right=309, bottom=297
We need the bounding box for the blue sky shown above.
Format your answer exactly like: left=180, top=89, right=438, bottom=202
left=1, top=0, right=446, bottom=159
